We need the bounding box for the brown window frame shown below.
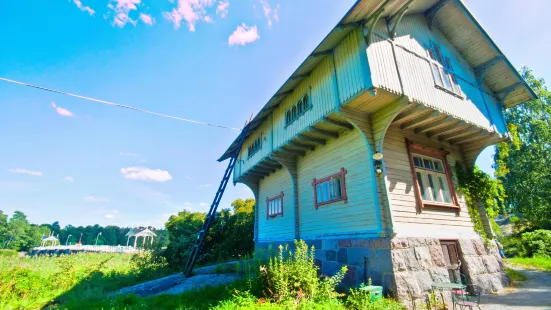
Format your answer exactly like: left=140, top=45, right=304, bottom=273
left=405, top=139, right=460, bottom=211
left=312, top=168, right=348, bottom=209
left=266, top=192, right=284, bottom=219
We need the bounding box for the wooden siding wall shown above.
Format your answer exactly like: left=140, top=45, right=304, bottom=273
left=235, top=30, right=371, bottom=181
left=334, top=29, right=371, bottom=104
left=383, top=125, right=479, bottom=239
left=258, top=168, right=296, bottom=242
left=297, top=129, right=381, bottom=239
left=367, top=15, right=506, bottom=134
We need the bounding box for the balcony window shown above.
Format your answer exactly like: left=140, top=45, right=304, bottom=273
left=247, top=136, right=262, bottom=158
left=427, top=43, right=462, bottom=96
left=285, top=92, right=312, bottom=127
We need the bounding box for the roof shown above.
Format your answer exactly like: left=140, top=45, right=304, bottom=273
left=135, top=228, right=156, bottom=237
left=219, top=0, right=536, bottom=161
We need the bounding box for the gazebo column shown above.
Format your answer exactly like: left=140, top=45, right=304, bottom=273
left=134, top=236, right=137, bottom=247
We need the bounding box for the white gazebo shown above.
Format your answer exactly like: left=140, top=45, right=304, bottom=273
left=40, top=233, right=59, bottom=247
left=133, top=228, right=156, bottom=247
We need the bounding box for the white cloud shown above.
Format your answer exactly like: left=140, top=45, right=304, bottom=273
left=199, top=183, right=211, bottom=188
left=163, top=0, right=217, bottom=31
left=73, top=0, right=95, bottom=16
left=228, top=23, right=260, bottom=47
left=104, top=214, right=115, bottom=219
left=51, top=102, right=75, bottom=117
left=120, top=152, right=141, bottom=157
left=204, top=15, right=213, bottom=23
left=85, top=196, right=110, bottom=203
left=139, top=13, right=154, bottom=25
left=108, top=0, right=141, bottom=28
left=64, top=177, right=74, bottom=182
left=121, top=166, right=172, bottom=182
left=199, top=202, right=209, bottom=207
left=216, top=1, right=229, bottom=18
left=8, top=168, right=42, bottom=177
left=260, top=0, right=279, bottom=27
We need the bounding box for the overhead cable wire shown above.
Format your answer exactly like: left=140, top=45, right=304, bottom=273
left=0, top=77, right=242, bottom=131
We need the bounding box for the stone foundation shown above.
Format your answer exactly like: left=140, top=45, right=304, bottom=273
left=389, top=237, right=509, bottom=306
left=256, top=236, right=508, bottom=305
left=256, top=237, right=394, bottom=291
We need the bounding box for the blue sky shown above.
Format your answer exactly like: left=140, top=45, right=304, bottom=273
left=0, top=0, right=548, bottom=228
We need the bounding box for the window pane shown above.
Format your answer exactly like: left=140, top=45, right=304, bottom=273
left=433, top=161, right=443, bottom=172
left=428, top=173, right=442, bottom=202
left=417, top=172, right=430, bottom=201
left=413, top=157, right=423, bottom=168
left=444, top=58, right=452, bottom=70
left=431, top=64, right=443, bottom=86
left=423, top=159, right=434, bottom=170
left=442, top=71, right=453, bottom=90
left=433, top=44, right=444, bottom=64
left=323, top=182, right=329, bottom=202
left=439, top=176, right=452, bottom=203
left=332, top=176, right=342, bottom=199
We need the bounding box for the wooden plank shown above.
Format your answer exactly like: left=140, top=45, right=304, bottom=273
left=310, top=127, right=339, bottom=138
left=393, top=106, right=430, bottom=125
left=323, top=117, right=354, bottom=130
left=451, top=131, right=492, bottom=145
left=427, top=121, right=467, bottom=138
left=439, top=126, right=476, bottom=142
left=400, top=111, right=442, bottom=130
left=414, top=116, right=457, bottom=134
left=279, top=147, right=305, bottom=157
left=288, top=141, right=315, bottom=151
left=297, top=134, right=326, bottom=145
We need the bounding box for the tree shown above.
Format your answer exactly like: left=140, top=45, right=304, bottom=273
left=495, top=68, right=551, bottom=229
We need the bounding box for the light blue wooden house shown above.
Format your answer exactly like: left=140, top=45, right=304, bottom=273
left=219, top=0, right=535, bottom=302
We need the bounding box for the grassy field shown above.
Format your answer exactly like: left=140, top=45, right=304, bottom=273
left=0, top=252, right=171, bottom=310
left=508, top=256, right=551, bottom=272
left=0, top=251, right=405, bottom=310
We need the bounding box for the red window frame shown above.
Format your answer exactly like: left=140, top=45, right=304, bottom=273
left=405, top=139, right=460, bottom=211
left=312, top=168, right=348, bottom=209
left=266, top=192, right=284, bottom=218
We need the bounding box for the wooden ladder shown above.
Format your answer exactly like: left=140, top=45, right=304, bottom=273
left=183, top=131, right=247, bottom=277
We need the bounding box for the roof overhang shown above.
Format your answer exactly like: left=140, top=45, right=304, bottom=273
left=219, top=0, right=536, bottom=161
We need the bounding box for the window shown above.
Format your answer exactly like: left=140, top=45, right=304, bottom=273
left=427, top=43, right=462, bottom=96
left=266, top=192, right=284, bottom=218
left=312, top=168, right=348, bottom=209
left=285, top=91, right=312, bottom=127
left=441, top=240, right=462, bottom=283
left=406, top=140, right=459, bottom=210
left=247, top=136, right=262, bottom=158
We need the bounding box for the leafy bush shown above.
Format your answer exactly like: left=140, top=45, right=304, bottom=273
left=259, top=240, right=347, bottom=304
left=0, top=249, right=17, bottom=257
left=347, top=284, right=405, bottom=310
left=519, top=229, right=551, bottom=258
left=163, top=198, right=255, bottom=269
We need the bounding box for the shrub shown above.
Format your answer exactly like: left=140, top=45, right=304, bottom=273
left=346, top=283, right=405, bottom=310
left=0, top=249, right=17, bottom=257
left=519, top=229, right=551, bottom=258
left=259, top=240, right=347, bottom=304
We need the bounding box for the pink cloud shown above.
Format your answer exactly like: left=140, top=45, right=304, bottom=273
left=228, top=23, right=260, bottom=47
left=216, top=1, right=229, bottom=18
left=139, top=13, right=154, bottom=25
left=163, top=0, right=217, bottom=31
left=73, top=0, right=95, bottom=16
left=51, top=102, right=75, bottom=117
left=260, top=0, right=279, bottom=27
left=204, top=16, right=213, bottom=23
left=108, top=0, right=141, bottom=28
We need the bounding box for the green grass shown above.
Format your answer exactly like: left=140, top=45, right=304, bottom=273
left=508, top=256, right=551, bottom=272
left=505, top=267, right=528, bottom=287
left=0, top=253, right=405, bottom=310
left=0, top=249, right=17, bottom=257
left=0, top=252, right=171, bottom=310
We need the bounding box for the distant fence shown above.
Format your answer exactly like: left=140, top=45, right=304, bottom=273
left=31, top=245, right=146, bottom=256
